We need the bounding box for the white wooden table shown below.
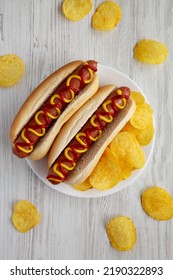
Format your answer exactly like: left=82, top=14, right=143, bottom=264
left=0, top=0, right=173, bottom=260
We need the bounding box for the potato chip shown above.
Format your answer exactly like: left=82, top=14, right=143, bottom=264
left=130, top=103, right=153, bottom=130
left=108, top=143, right=132, bottom=180
left=122, top=121, right=155, bottom=146
left=135, top=122, right=155, bottom=146
left=131, top=91, right=145, bottom=105
left=134, top=39, right=168, bottom=64
left=12, top=200, right=40, bottom=233
left=92, top=1, right=122, bottom=31
left=118, top=159, right=132, bottom=180
left=121, top=121, right=137, bottom=134
left=121, top=167, right=132, bottom=180
left=89, top=147, right=121, bottom=190
left=106, top=216, right=137, bottom=251
left=0, top=54, right=24, bottom=87
left=141, top=186, right=173, bottom=221
left=62, top=0, right=92, bottom=21
left=110, top=132, right=145, bottom=170
left=73, top=178, right=92, bottom=191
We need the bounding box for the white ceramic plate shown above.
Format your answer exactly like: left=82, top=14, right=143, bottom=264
left=27, top=64, right=155, bottom=198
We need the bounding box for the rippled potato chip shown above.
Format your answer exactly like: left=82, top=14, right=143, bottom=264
left=130, top=103, right=153, bottom=130
left=106, top=216, right=137, bottom=251
left=89, top=147, right=121, bottom=190
left=131, top=91, right=145, bottom=105
left=62, top=0, right=92, bottom=21
left=110, top=146, right=132, bottom=180
left=73, top=178, right=92, bottom=191
left=118, top=160, right=132, bottom=180
left=92, top=1, right=122, bottom=31
left=110, top=132, right=145, bottom=170
left=135, top=123, right=155, bottom=146
left=134, top=39, right=168, bottom=64
left=122, top=121, right=155, bottom=146
left=141, top=187, right=173, bottom=221
left=0, top=54, right=24, bottom=87
left=12, top=200, right=40, bottom=233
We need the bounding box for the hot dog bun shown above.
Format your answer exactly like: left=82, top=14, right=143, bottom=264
left=10, top=60, right=99, bottom=160
left=48, top=85, right=136, bottom=185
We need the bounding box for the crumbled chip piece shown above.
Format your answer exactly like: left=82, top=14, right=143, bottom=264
left=0, top=54, right=24, bottom=87
left=92, top=1, right=122, bottom=31
left=134, top=39, right=168, bottom=64
left=141, top=186, right=173, bottom=221
left=106, top=216, right=137, bottom=251
left=122, top=121, right=155, bottom=146
left=110, top=132, right=145, bottom=170
left=12, top=200, right=40, bottom=233
left=89, top=147, right=121, bottom=190
left=73, top=178, right=92, bottom=191
left=130, top=103, right=153, bottom=130
left=131, top=91, right=145, bottom=105
left=62, top=0, right=92, bottom=21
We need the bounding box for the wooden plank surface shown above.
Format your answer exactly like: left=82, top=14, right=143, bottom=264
left=0, top=0, right=173, bottom=260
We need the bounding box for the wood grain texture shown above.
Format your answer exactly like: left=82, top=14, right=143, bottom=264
left=0, top=0, right=173, bottom=260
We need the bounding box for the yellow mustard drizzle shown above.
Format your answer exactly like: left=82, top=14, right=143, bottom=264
left=116, top=89, right=126, bottom=109
left=50, top=149, right=77, bottom=183
left=16, top=62, right=94, bottom=154
left=49, top=90, right=127, bottom=183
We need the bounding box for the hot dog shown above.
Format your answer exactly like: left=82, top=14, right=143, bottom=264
left=10, top=60, right=99, bottom=160
left=47, top=85, right=136, bottom=186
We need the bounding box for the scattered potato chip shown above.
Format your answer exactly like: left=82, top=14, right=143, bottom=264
left=12, top=200, right=40, bottom=233
left=89, top=147, right=121, bottom=190
left=110, top=132, right=145, bottom=170
left=131, top=91, right=145, bottom=105
left=73, top=178, right=92, bottom=191
left=0, top=54, right=24, bottom=87
left=141, top=186, right=173, bottom=221
left=122, top=121, right=155, bottom=146
left=130, top=103, right=153, bottom=130
left=92, top=1, right=122, bottom=31
left=62, top=0, right=92, bottom=21
left=134, top=39, right=168, bottom=64
left=106, top=216, right=137, bottom=251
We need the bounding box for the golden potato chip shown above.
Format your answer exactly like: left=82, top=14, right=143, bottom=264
left=135, top=122, right=155, bottom=146
left=73, top=178, right=92, bottom=191
left=122, top=121, right=155, bottom=146
left=131, top=148, right=145, bottom=169
left=134, top=39, right=168, bottom=64
left=106, top=216, right=137, bottom=251
left=110, top=132, right=145, bottom=170
left=121, top=121, right=137, bottom=134
left=118, top=160, right=132, bottom=180
left=130, top=103, right=153, bottom=130
left=141, top=186, right=173, bottom=221
left=12, top=200, right=40, bottom=233
left=62, top=0, right=92, bottom=21
left=131, top=91, right=145, bottom=105
left=0, top=54, right=24, bottom=87
left=89, top=147, right=121, bottom=190
left=92, top=1, right=122, bottom=31
left=109, top=145, right=132, bottom=180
